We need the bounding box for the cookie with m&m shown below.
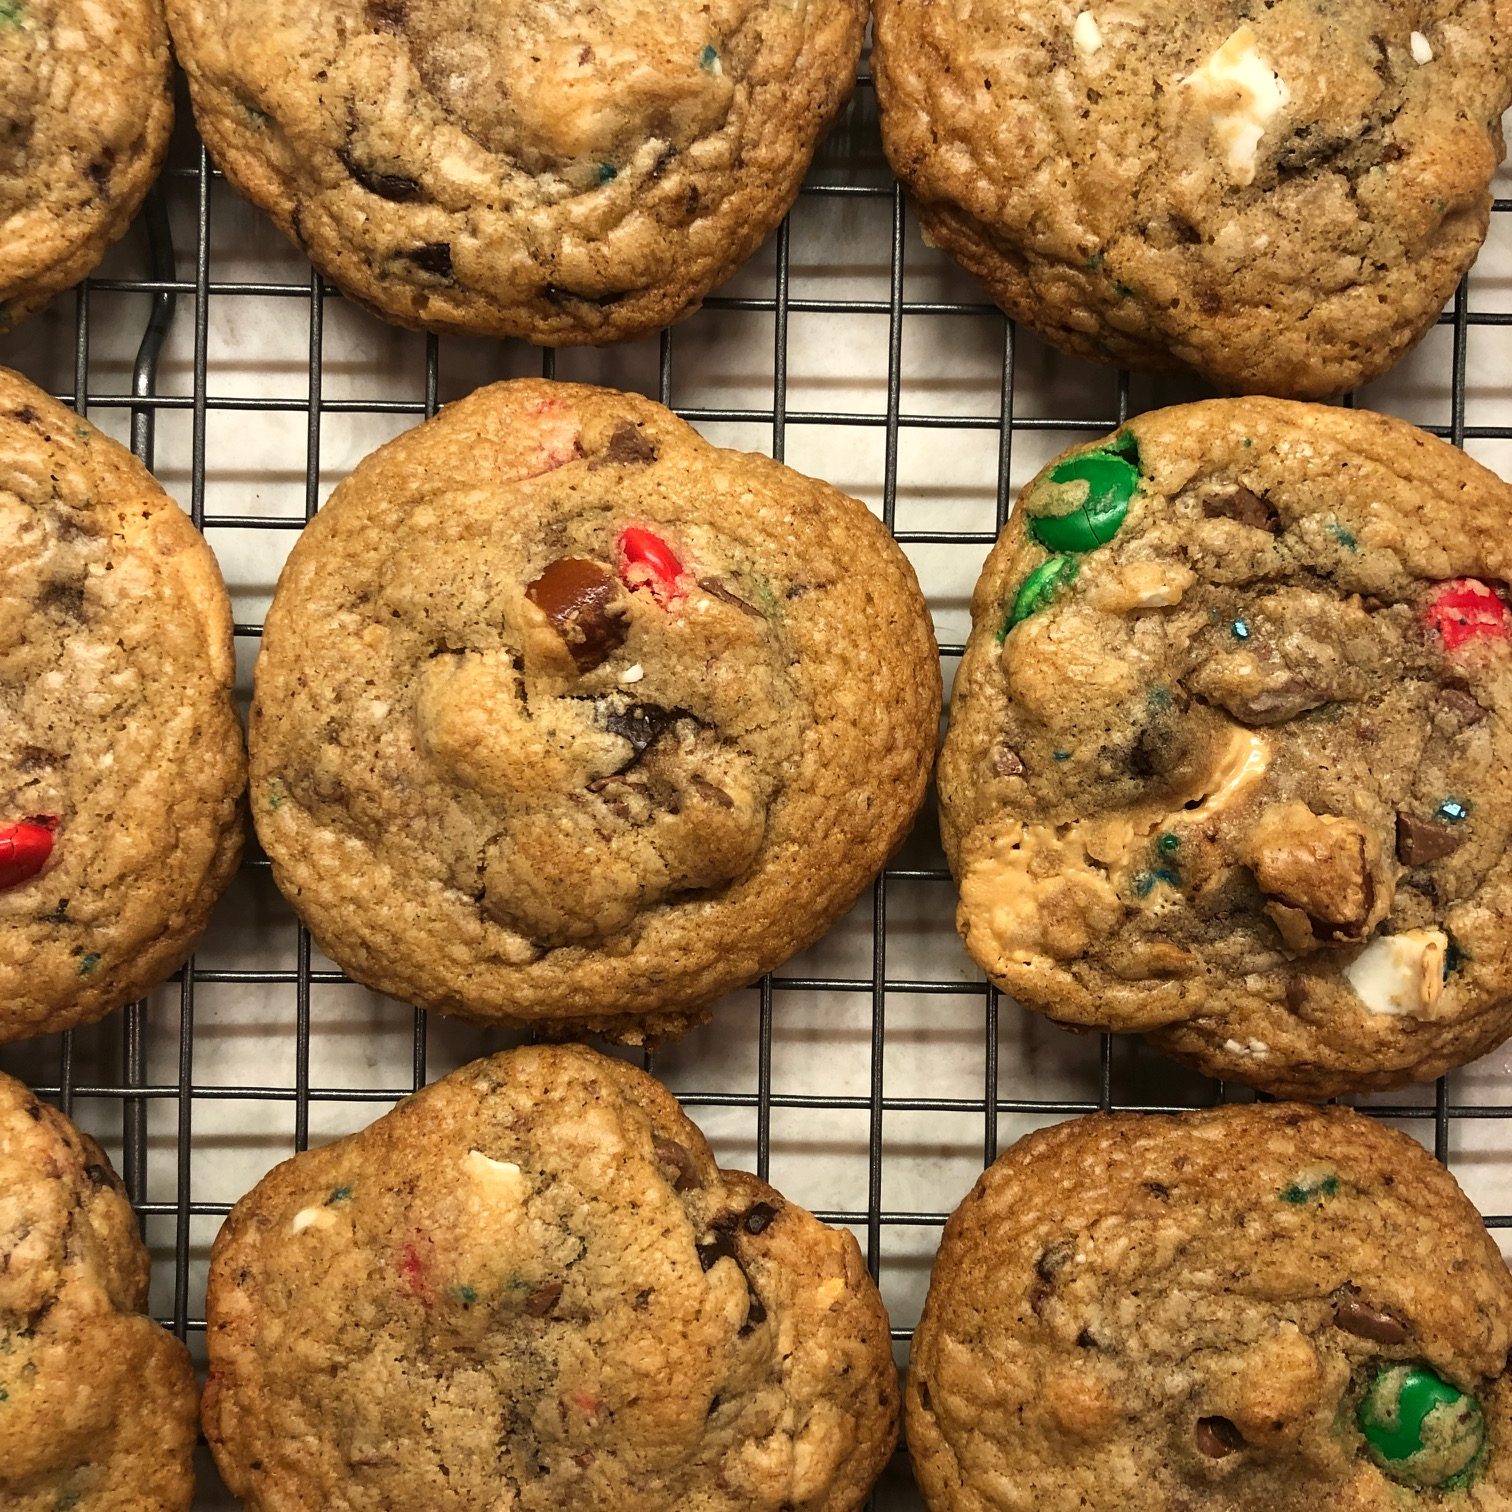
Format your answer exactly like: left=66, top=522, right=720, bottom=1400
left=0, top=1070, right=198, bottom=1509
left=249, top=379, right=938, bottom=1039
left=908, top=1103, right=1512, bottom=1511
left=165, top=0, right=865, bottom=345
left=0, top=368, right=245, bottom=1044
left=872, top=0, right=1512, bottom=399
left=203, top=1044, right=899, bottom=1510
left=940, top=398, right=1512, bottom=1096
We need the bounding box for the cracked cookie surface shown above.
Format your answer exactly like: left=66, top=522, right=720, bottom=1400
left=0, top=1070, right=197, bottom=1510
left=940, top=399, right=1512, bottom=1096
left=204, top=1044, right=899, bottom=1511
left=0, top=0, right=173, bottom=329
left=0, top=368, right=245, bottom=1044
left=908, top=1104, right=1512, bottom=1511
left=872, top=0, right=1512, bottom=398
left=165, top=0, right=865, bottom=344
left=249, top=379, right=939, bottom=1039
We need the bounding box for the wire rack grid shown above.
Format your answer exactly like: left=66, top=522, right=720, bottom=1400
left=3, top=59, right=1512, bottom=1512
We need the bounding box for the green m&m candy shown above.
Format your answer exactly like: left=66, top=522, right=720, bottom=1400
left=1003, top=554, right=1079, bottom=634
left=1357, top=1363, right=1485, bottom=1488
left=1028, top=432, right=1142, bottom=553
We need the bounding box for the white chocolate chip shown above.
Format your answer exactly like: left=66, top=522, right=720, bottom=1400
left=1248, top=1039, right=1270, bottom=1055
left=465, top=1149, right=530, bottom=1199
left=1410, top=30, right=1433, bottom=63
left=290, top=1206, right=336, bottom=1235
left=1181, top=26, right=1290, bottom=186
left=619, top=663, right=644, bottom=684
left=1073, top=11, right=1103, bottom=54
left=1345, top=929, right=1448, bottom=1018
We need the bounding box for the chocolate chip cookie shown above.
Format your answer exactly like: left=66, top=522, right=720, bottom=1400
left=165, top=0, right=865, bottom=345
left=940, top=398, right=1512, bottom=1097
left=0, top=368, right=245, bottom=1044
left=204, top=1044, right=899, bottom=1510
left=872, top=0, right=1512, bottom=399
left=0, top=0, right=173, bottom=331
left=0, top=1070, right=197, bottom=1510
left=250, top=379, right=939, bottom=1040
left=908, top=1103, right=1512, bottom=1511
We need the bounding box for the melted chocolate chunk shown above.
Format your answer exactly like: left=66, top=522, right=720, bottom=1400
left=738, top=1290, right=767, bottom=1336
left=696, top=1230, right=740, bottom=1271
left=337, top=147, right=422, bottom=202
left=596, top=420, right=657, bottom=466
left=83, top=1162, right=118, bottom=1190
left=651, top=1134, right=701, bottom=1192
left=542, top=284, right=630, bottom=308
left=87, top=147, right=116, bottom=196
left=404, top=242, right=453, bottom=278
left=689, top=775, right=735, bottom=810
left=697, top=576, right=765, bottom=618
left=1396, top=811, right=1465, bottom=866
left=1195, top=1416, right=1245, bottom=1458
left=526, top=558, right=628, bottom=672
left=742, top=1201, right=779, bottom=1236
left=1203, top=484, right=1279, bottom=533
left=1334, top=1297, right=1409, bottom=1344
left=601, top=702, right=688, bottom=756
left=523, top=1280, right=563, bottom=1317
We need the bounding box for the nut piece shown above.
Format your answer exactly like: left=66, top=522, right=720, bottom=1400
left=524, top=558, right=628, bottom=671
left=1240, top=802, right=1390, bottom=950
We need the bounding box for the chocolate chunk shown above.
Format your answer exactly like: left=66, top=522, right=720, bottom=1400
left=39, top=581, right=85, bottom=619
left=1145, top=1182, right=1170, bottom=1200
left=597, top=420, right=657, bottom=466
left=697, top=577, right=764, bottom=618
left=648, top=146, right=677, bottom=183
left=404, top=242, right=453, bottom=278
left=1396, top=811, right=1465, bottom=866
left=601, top=702, right=687, bottom=756
left=337, top=147, right=421, bottom=202
left=83, top=1162, right=118, bottom=1189
left=651, top=1134, right=701, bottom=1192
left=1075, top=1327, right=1098, bottom=1349
left=689, top=775, right=735, bottom=810
left=1203, top=484, right=1279, bottom=533
left=991, top=744, right=1025, bottom=778
left=525, top=558, right=628, bottom=672
left=1195, top=1417, right=1245, bottom=1458
left=742, top=1202, right=779, bottom=1236
left=1334, top=1297, right=1409, bottom=1344
left=366, top=0, right=406, bottom=28
left=738, top=1290, right=767, bottom=1336
left=87, top=148, right=115, bottom=196
left=11, top=406, right=37, bottom=424
left=1440, top=687, right=1487, bottom=726
left=696, top=1230, right=739, bottom=1271
left=523, top=1280, right=563, bottom=1316
left=1030, top=1237, right=1075, bottom=1316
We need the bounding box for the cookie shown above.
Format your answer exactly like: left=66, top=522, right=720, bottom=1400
left=908, top=1103, right=1512, bottom=1511
left=939, top=399, right=1512, bottom=1097
left=0, top=369, right=245, bottom=1044
left=0, top=1070, right=197, bottom=1509
left=165, top=0, right=865, bottom=345
left=203, top=1044, right=899, bottom=1510
left=0, top=0, right=173, bottom=331
left=872, top=0, right=1512, bottom=399
left=249, top=378, right=939, bottom=1039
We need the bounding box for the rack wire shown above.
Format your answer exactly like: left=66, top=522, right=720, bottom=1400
left=3, top=63, right=1511, bottom=1510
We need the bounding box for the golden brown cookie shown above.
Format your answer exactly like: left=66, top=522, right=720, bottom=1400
left=872, top=0, right=1512, bottom=399
left=0, top=1070, right=197, bottom=1510
left=0, top=0, right=173, bottom=330
left=909, top=1104, right=1512, bottom=1511
left=940, top=399, right=1512, bottom=1097
left=0, top=368, right=246, bottom=1044
left=204, top=1044, right=900, bottom=1511
left=165, top=0, right=865, bottom=344
left=249, top=379, right=939, bottom=1039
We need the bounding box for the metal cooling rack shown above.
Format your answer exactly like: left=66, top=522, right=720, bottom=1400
left=3, top=62, right=1512, bottom=1511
